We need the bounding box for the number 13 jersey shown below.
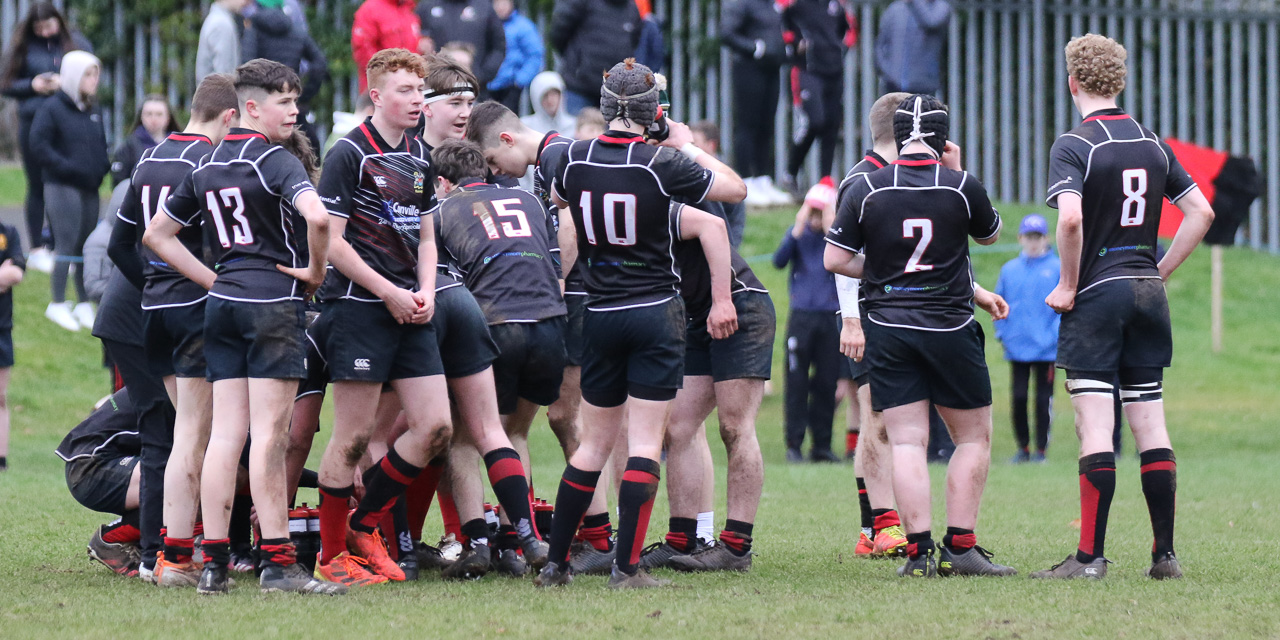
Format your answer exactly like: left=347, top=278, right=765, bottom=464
left=1046, top=108, right=1198, bottom=293
left=163, top=128, right=316, bottom=303
left=550, top=131, right=715, bottom=311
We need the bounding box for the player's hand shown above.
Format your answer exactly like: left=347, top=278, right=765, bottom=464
left=659, top=120, right=694, bottom=150
left=277, top=264, right=325, bottom=297
left=707, top=298, right=738, bottom=340
left=1045, top=284, right=1076, bottom=313
left=975, top=288, right=1009, bottom=320
left=352, top=466, right=367, bottom=502
left=941, top=141, right=963, bottom=171
left=410, top=291, right=434, bottom=324
left=840, top=317, right=865, bottom=361
left=382, top=287, right=423, bottom=324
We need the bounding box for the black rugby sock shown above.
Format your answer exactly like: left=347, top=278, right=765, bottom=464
left=1139, top=448, right=1177, bottom=561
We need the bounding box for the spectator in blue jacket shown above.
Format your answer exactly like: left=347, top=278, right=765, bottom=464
left=488, top=0, right=543, bottom=113
left=774, top=178, right=841, bottom=463
left=875, top=0, right=950, bottom=94
left=994, top=214, right=1060, bottom=463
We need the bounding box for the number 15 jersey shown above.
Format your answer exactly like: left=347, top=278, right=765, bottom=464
left=1046, top=108, right=1198, bottom=293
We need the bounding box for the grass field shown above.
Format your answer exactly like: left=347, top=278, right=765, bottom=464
left=1, top=200, right=1278, bottom=639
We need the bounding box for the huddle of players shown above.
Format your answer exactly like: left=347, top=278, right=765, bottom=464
left=829, top=33, right=1213, bottom=579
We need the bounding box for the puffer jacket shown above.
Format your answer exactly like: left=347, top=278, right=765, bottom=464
left=549, top=0, right=642, bottom=97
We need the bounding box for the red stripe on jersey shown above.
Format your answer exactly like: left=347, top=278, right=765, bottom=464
left=168, top=133, right=211, bottom=143
left=360, top=123, right=384, bottom=154
left=864, top=154, right=886, bottom=169
left=893, top=158, right=940, bottom=166
left=224, top=133, right=267, bottom=141
left=1083, top=114, right=1131, bottom=123
left=597, top=134, right=641, bottom=145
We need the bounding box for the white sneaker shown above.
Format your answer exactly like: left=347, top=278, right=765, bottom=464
left=138, top=564, right=156, bottom=585
left=743, top=176, right=773, bottom=208
left=73, top=302, right=96, bottom=329
left=45, top=301, right=80, bottom=331
left=759, top=176, right=795, bottom=205
left=28, top=248, right=55, bottom=273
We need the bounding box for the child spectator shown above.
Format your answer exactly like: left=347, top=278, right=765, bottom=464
left=522, top=70, right=576, bottom=135
left=773, top=177, right=841, bottom=463
left=109, top=95, right=180, bottom=186
left=573, top=107, right=605, bottom=139
left=0, top=222, right=26, bottom=472
left=994, top=213, right=1060, bottom=463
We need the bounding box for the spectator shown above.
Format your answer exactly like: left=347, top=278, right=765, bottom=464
left=29, top=50, right=109, bottom=333
left=573, top=106, right=606, bottom=140
left=773, top=178, right=841, bottom=463
left=109, top=95, right=180, bottom=186
left=691, top=119, right=745, bottom=248
left=0, top=221, right=26, bottom=473
left=196, top=0, right=249, bottom=82
left=243, top=0, right=309, bottom=34
left=994, top=214, right=1060, bottom=463
left=352, top=0, right=426, bottom=94
left=875, top=0, right=951, bottom=94
left=633, top=0, right=665, bottom=73
left=417, top=0, right=506, bottom=91
left=242, top=0, right=330, bottom=149
left=488, top=0, right=543, bottom=113
left=721, top=0, right=789, bottom=208
left=1, top=2, right=92, bottom=271
left=549, top=0, right=642, bottom=116
left=324, top=94, right=374, bottom=156
left=439, top=41, right=477, bottom=72
left=521, top=71, right=576, bottom=135
left=781, top=0, right=853, bottom=195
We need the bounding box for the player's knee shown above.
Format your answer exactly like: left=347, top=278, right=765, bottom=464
left=342, top=435, right=370, bottom=467
left=429, top=422, right=454, bottom=450
left=1065, top=371, right=1115, bottom=399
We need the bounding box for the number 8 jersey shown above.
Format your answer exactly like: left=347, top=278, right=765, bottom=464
left=1046, top=108, right=1197, bottom=293
left=550, top=131, right=714, bottom=311
left=163, top=128, right=317, bottom=303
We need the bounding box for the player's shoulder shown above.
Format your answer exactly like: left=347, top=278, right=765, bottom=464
left=1056, top=120, right=1108, bottom=149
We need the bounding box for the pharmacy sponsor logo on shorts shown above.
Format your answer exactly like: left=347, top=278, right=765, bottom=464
left=354, top=358, right=371, bottom=371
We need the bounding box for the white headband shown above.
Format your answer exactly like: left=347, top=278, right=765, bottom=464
left=424, top=82, right=477, bottom=104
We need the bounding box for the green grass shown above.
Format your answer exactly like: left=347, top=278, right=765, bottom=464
left=0, top=165, right=26, bottom=208
left=1, top=203, right=1279, bottom=638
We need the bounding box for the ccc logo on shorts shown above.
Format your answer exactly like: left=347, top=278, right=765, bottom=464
left=354, top=358, right=371, bottom=371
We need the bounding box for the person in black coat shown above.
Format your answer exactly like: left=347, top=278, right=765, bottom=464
left=549, top=0, right=641, bottom=116
left=29, top=50, right=110, bottom=332
left=110, top=95, right=181, bottom=186
left=417, top=0, right=506, bottom=93
left=1, top=2, right=93, bottom=254
left=721, top=0, right=787, bottom=184
left=242, top=0, right=329, bottom=150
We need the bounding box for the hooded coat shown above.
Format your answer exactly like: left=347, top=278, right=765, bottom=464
left=28, top=51, right=109, bottom=191
left=520, top=71, right=577, bottom=135
left=549, top=0, right=642, bottom=98
left=242, top=7, right=330, bottom=103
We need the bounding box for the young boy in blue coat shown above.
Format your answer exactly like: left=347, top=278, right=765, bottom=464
left=994, top=214, right=1060, bottom=463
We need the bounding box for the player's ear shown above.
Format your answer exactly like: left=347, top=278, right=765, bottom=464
left=500, top=131, right=515, bottom=147
left=1067, top=75, right=1079, bottom=96
left=369, top=87, right=381, bottom=109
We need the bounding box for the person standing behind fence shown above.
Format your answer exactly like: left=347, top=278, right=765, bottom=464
left=110, top=96, right=181, bottom=186
left=197, top=0, right=249, bottom=82
left=994, top=214, right=1060, bottom=464
left=243, top=0, right=330, bottom=150
left=1, top=2, right=93, bottom=273
left=417, top=0, right=506, bottom=95
left=549, top=0, right=642, bottom=116
left=781, top=0, right=853, bottom=197
left=487, top=0, right=542, bottom=113
left=352, top=0, right=427, bottom=94
left=29, top=50, right=109, bottom=333
left=874, top=0, right=951, bottom=94
left=720, top=0, right=790, bottom=207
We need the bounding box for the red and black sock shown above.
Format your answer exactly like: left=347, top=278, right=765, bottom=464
left=102, top=511, right=141, bottom=544
left=439, top=490, right=463, bottom=541
left=665, top=517, right=697, bottom=552
left=496, top=524, right=519, bottom=550
left=943, top=527, right=976, bottom=554
left=547, top=465, right=601, bottom=566
left=846, top=430, right=859, bottom=456
left=856, top=478, right=873, bottom=530
left=202, top=538, right=231, bottom=569
left=872, top=508, right=900, bottom=538
left=318, top=484, right=354, bottom=565
left=1076, top=452, right=1116, bottom=563
left=163, top=536, right=195, bottom=564
left=720, top=520, right=754, bottom=556
left=1139, top=448, right=1177, bottom=561
left=460, top=518, right=490, bottom=548
left=388, top=498, right=414, bottom=561
left=258, top=537, right=297, bottom=568
left=484, top=448, right=535, bottom=539
left=405, top=456, right=446, bottom=542
left=579, top=512, right=613, bottom=552
left=351, top=448, right=423, bottom=534
left=615, top=457, right=661, bottom=575
left=905, top=530, right=934, bottom=560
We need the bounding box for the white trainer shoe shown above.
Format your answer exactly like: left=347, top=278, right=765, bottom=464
left=27, top=247, right=55, bottom=273
left=45, top=301, right=80, bottom=331
left=73, top=302, right=96, bottom=329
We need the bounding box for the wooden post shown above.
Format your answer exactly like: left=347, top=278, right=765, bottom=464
left=1211, top=244, right=1223, bottom=353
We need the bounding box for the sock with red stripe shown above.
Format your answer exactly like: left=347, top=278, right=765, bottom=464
left=905, top=531, right=934, bottom=560
left=439, top=490, right=463, bottom=541
left=665, top=517, right=697, bottom=552
left=318, top=484, right=354, bottom=564
left=579, top=512, right=613, bottom=552
left=719, top=520, right=753, bottom=556
left=484, top=448, right=535, bottom=539
left=547, top=465, right=601, bottom=566
left=943, top=527, right=976, bottom=554
left=846, top=431, right=859, bottom=456
left=872, top=508, right=900, bottom=537
left=405, top=456, right=445, bottom=542
left=101, top=511, right=141, bottom=544
left=351, top=448, right=423, bottom=534
left=163, top=536, right=195, bottom=564
left=1076, top=452, right=1116, bottom=563
left=202, top=538, right=230, bottom=569
left=1139, top=448, right=1177, bottom=562
left=258, top=537, right=297, bottom=568
left=856, top=478, right=872, bottom=531
left=615, top=457, right=661, bottom=575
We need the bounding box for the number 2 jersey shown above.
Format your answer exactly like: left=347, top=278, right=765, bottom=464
left=827, top=153, right=1001, bottom=331
left=550, top=130, right=715, bottom=311
left=163, top=128, right=317, bottom=303
left=1046, top=107, right=1198, bottom=292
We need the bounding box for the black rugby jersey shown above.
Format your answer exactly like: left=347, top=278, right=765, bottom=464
left=531, top=132, right=573, bottom=290
left=827, top=153, right=1001, bottom=331
left=117, top=133, right=213, bottom=309
left=437, top=182, right=566, bottom=324
left=552, top=130, right=715, bottom=311
left=164, top=128, right=316, bottom=303
left=318, top=120, right=436, bottom=302
left=1046, top=108, right=1197, bottom=292
left=831, top=150, right=890, bottom=309
left=672, top=200, right=766, bottom=321
left=54, top=390, right=140, bottom=462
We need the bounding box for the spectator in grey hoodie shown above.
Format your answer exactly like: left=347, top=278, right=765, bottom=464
left=196, top=0, right=250, bottom=82
left=875, top=0, right=951, bottom=94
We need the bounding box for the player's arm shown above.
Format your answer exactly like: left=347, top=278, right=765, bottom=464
left=0, top=259, right=22, bottom=294
left=555, top=205, right=577, bottom=280
left=678, top=204, right=738, bottom=339
left=107, top=181, right=147, bottom=291
left=146, top=173, right=217, bottom=290
left=1046, top=192, right=1084, bottom=313
left=1158, top=188, right=1214, bottom=280
left=413, top=208, right=439, bottom=324
left=327, top=216, right=424, bottom=324
left=824, top=180, right=867, bottom=278
left=973, top=282, right=1009, bottom=320
left=835, top=274, right=864, bottom=360
left=659, top=120, right=747, bottom=203
left=276, top=191, right=330, bottom=297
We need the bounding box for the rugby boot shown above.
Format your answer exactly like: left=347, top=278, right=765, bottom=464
left=494, top=549, right=528, bottom=578
left=897, top=548, right=937, bottom=578
left=315, top=552, right=388, bottom=587
left=872, top=524, right=909, bottom=557
left=87, top=525, right=141, bottom=577
left=441, top=542, right=491, bottom=580
left=938, top=546, right=1018, bottom=577
left=415, top=540, right=455, bottom=571
left=568, top=540, right=616, bottom=575
left=668, top=543, right=753, bottom=573
left=196, top=564, right=231, bottom=595
left=347, top=528, right=405, bottom=581
left=156, top=555, right=202, bottom=587
left=639, top=540, right=693, bottom=570
left=607, top=566, right=669, bottom=589
left=260, top=562, right=348, bottom=594
left=397, top=550, right=420, bottom=581
left=1030, top=555, right=1109, bottom=579
left=533, top=561, right=573, bottom=587
left=519, top=534, right=550, bottom=571
left=1146, top=552, right=1183, bottom=580
left=854, top=530, right=875, bottom=557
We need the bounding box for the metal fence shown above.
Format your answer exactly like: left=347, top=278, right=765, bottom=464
left=3, top=0, right=1278, bottom=251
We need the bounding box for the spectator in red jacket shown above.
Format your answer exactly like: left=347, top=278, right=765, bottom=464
left=351, top=0, right=426, bottom=93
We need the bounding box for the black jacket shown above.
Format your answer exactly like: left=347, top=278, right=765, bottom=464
left=109, top=126, right=159, bottom=186
left=242, top=8, right=329, bottom=104
left=721, top=0, right=787, bottom=69
left=549, top=0, right=642, bottom=97
left=782, top=0, right=850, bottom=76
left=28, top=91, right=110, bottom=191
left=1, top=32, right=93, bottom=120
left=416, top=0, right=506, bottom=87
